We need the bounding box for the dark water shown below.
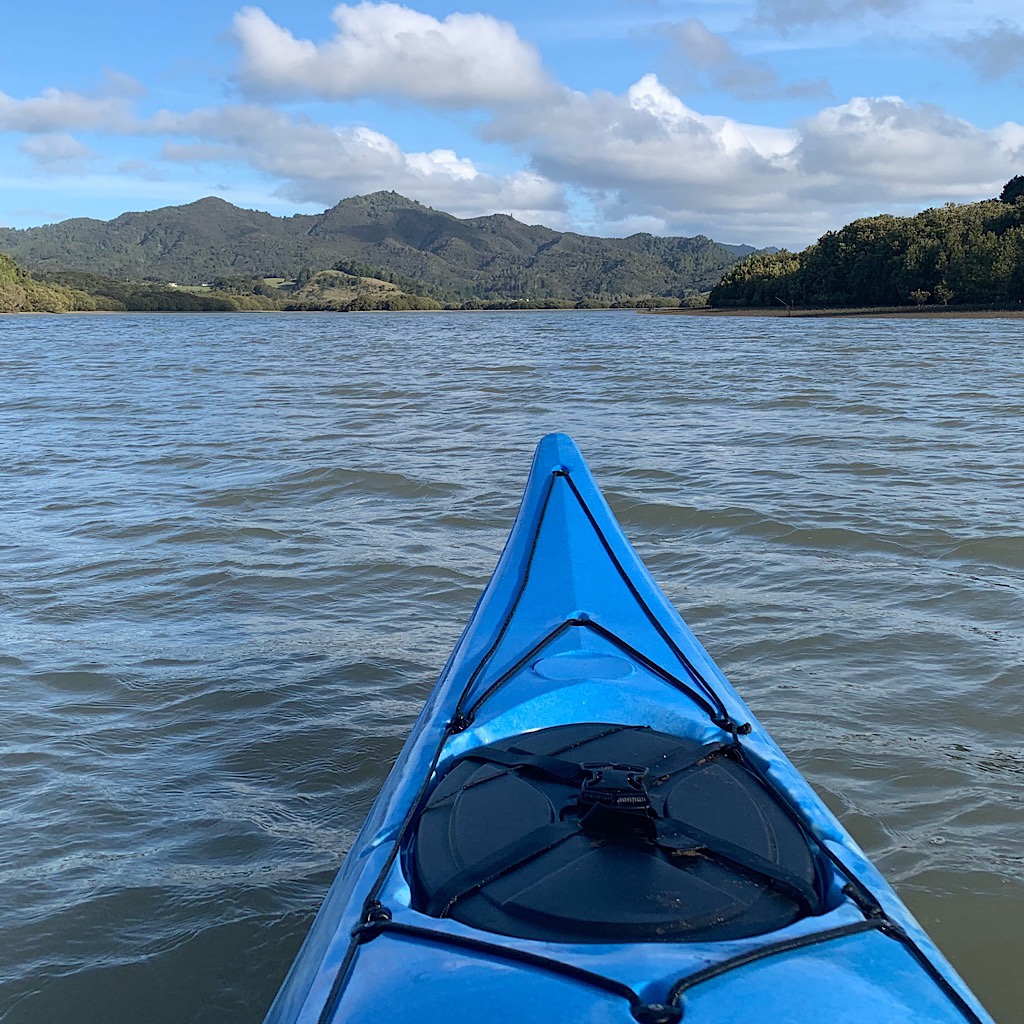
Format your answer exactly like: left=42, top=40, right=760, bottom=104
left=1, top=311, right=1021, bottom=1023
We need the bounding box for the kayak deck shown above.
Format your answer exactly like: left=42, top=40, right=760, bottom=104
left=263, top=433, right=992, bottom=1024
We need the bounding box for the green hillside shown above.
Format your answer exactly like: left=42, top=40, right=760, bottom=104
left=0, top=252, right=96, bottom=312
left=710, top=178, right=1024, bottom=309
left=0, top=192, right=755, bottom=304
left=27, top=266, right=446, bottom=313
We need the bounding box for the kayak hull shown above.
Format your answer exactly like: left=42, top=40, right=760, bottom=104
left=263, top=434, right=992, bottom=1024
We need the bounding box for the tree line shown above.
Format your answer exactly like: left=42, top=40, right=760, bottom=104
left=710, top=176, right=1024, bottom=309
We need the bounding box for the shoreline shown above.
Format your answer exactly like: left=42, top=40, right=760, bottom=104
left=0, top=305, right=639, bottom=316
left=647, top=305, right=1024, bottom=319
left=5, top=304, right=1024, bottom=318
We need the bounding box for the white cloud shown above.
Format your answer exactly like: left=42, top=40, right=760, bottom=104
left=793, top=96, right=1024, bottom=200
left=488, top=75, right=1024, bottom=246
left=0, top=87, right=137, bottom=133
left=667, top=18, right=831, bottom=100
left=19, top=133, right=95, bottom=165
left=232, top=3, right=555, bottom=107
left=153, top=104, right=565, bottom=220
left=491, top=75, right=798, bottom=196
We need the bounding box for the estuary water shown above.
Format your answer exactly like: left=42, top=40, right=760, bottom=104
left=1, top=310, right=1021, bottom=1023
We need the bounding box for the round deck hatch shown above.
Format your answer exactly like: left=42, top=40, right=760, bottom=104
left=411, top=723, right=824, bottom=943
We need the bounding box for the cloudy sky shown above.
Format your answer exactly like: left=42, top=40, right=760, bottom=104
left=3, top=0, right=1024, bottom=248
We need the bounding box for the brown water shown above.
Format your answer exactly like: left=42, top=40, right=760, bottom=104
left=1, top=311, right=1021, bottom=1023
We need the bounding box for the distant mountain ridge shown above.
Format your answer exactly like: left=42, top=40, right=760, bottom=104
left=0, top=192, right=758, bottom=302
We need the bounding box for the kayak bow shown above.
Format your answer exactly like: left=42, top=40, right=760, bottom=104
left=264, top=433, right=993, bottom=1024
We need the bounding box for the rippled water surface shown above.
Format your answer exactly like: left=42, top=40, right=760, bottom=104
left=1, top=311, right=1022, bottom=1023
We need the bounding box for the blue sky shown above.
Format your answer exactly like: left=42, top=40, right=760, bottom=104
left=3, top=0, right=1024, bottom=247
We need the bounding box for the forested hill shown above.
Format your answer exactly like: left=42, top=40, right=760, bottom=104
left=710, top=178, right=1024, bottom=309
left=0, top=192, right=755, bottom=303
left=0, top=251, right=94, bottom=312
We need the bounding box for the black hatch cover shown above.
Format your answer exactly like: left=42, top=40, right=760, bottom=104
left=410, top=723, right=825, bottom=943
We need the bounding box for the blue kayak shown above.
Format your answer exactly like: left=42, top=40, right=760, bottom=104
left=264, top=433, right=993, bottom=1024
